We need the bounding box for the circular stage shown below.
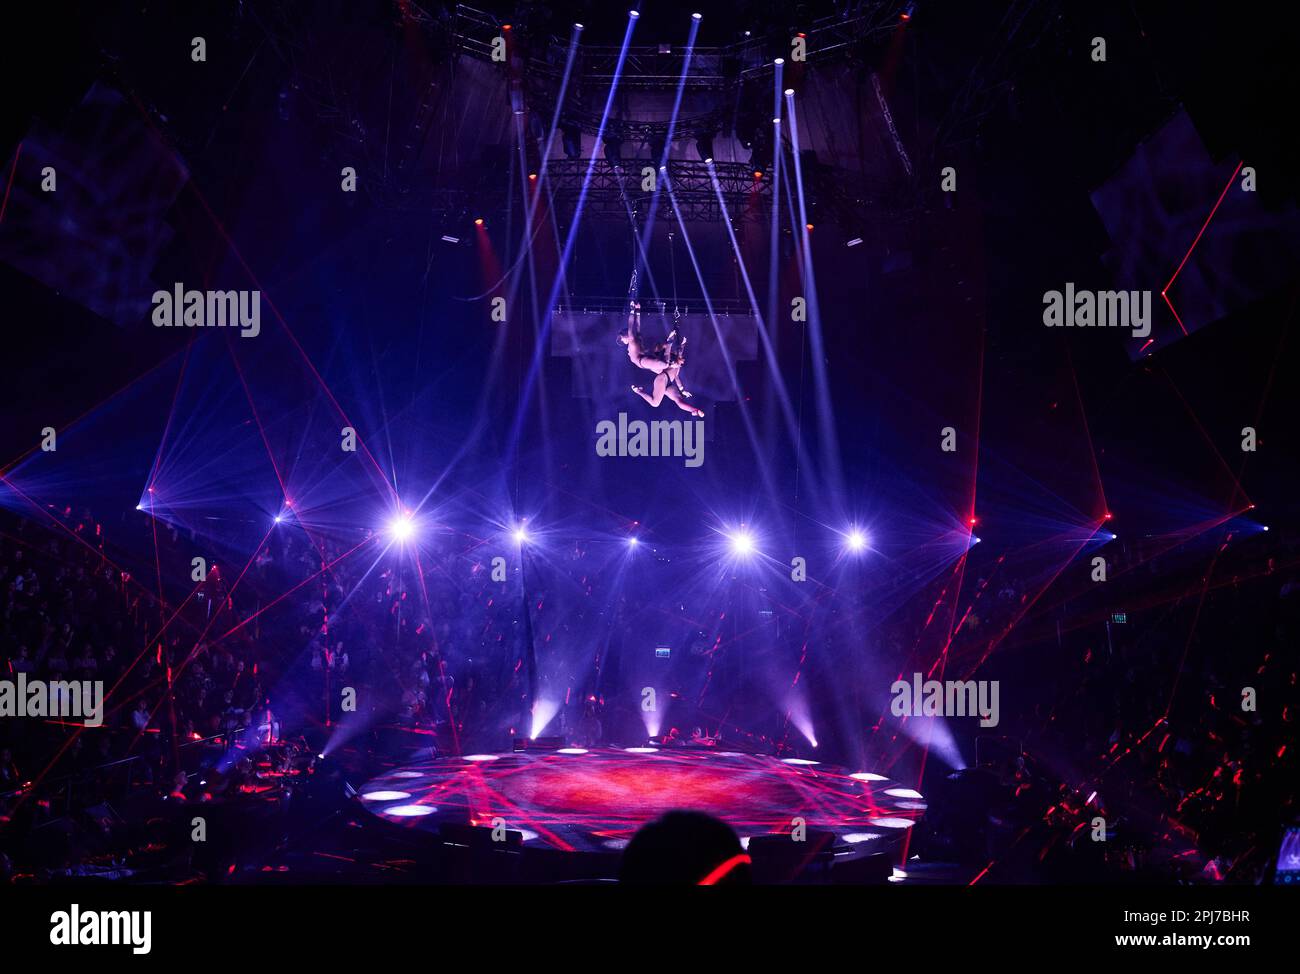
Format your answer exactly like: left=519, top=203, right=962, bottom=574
left=357, top=746, right=925, bottom=855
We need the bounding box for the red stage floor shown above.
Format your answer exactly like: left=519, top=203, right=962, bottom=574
left=357, top=746, right=925, bottom=855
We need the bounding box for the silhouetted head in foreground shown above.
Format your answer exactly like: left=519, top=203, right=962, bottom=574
left=620, top=811, right=752, bottom=885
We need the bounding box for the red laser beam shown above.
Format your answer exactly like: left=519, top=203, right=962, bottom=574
left=1161, top=160, right=1243, bottom=336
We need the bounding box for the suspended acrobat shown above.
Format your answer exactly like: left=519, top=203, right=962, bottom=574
left=619, top=299, right=704, bottom=418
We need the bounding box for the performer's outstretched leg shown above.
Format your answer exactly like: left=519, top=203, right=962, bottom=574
left=664, top=382, right=704, bottom=417
left=632, top=372, right=670, bottom=407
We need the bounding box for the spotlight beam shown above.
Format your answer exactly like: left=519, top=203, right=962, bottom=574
left=783, top=91, right=844, bottom=493
left=508, top=12, right=640, bottom=461
left=663, top=177, right=780, bottom=502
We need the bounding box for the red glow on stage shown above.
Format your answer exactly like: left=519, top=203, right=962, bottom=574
left=359, top=749, right=921, bottom=854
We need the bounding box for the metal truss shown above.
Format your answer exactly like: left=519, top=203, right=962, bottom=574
left=554, top=297, right=756, bottom=317
left=543, top=159, right=772, bottom=224
left=445, top=2, right=907, bottom=98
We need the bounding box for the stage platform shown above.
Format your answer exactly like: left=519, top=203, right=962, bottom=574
left=356, top=746, right=925, bottom=858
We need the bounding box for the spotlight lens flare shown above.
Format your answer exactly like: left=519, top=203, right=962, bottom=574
left=845, top=528, right=868, bottom=552
left=728, top=530, right=755, bottom=557
left=387, top=513, right=416, bottom=543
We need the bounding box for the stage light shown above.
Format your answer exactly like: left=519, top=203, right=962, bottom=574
left=845, top=528, right=868, bottom=552
left=968, top=516, right=978, bottom=526
left=1104, top=512, right=1113, bottom=520
left=574, top=22, right=584, bottom=30
left=868, top=817, right=914, bottom=829
left=774, top=57, right=784, bottom=65
left=557, top=748, right=589, bottom=754
left=850, top=771, right=888, bottom=782
left=273, top=514, right=283, bottom=524
left=440, top=234, right=460, bottom=243
left=561, top=124, right=582, bottom=159
left=753, top=169, right=763, bottom=179
left=474, top=217, right=484, bottom=226
left=784, top=87, right=795, bottom=95
left=628, top=536, right=639, bottom=547
left=704, top=156, right=714, bottom=165
left=463, top=754, right=499, bottom=762
left=387, top=513, right=416, bottom=543
left=805, top=223, right=814, bottom=230
left=729, top=529, right=755, bottom=557
left=847, top=237, right=863, bottom=247
left=972, top=536, right=981, bottom=544
left=134, top=504, right=143, bottom=511
left=884, top=787, right=924, bottom=799
left=384, top=804, right=436, bottom=817
left=696, top=132, right=715, bottom=161
left=629, top=9, right=639, bottom=18
left=513, top=525, right=529, bottom=544
left=361, top=790, right=411, bottom=801
left=692, top=12, right=702, bottom=20
left=773, top=117, right=781, bottom=124
left=648, top=132, right=667, bottom=165
left=1263, top=525, right=1270, bottom=532
left=530, top=699, right=559, bottom=739
left=528, top=172, right=537, bottom=181
left=781, top=757, right=819, bottom=766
